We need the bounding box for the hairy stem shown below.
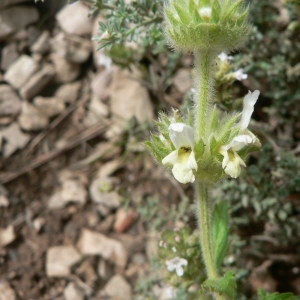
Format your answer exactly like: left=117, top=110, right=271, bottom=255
left=195, top=181, right=226, bottom=300
left=194, top=50, right=217, bottom=142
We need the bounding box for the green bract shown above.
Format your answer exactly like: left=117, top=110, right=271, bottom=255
left=164, top=0, right=250, bottom=51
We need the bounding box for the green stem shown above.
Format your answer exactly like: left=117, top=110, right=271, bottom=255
left=195, top=181, right=226, bottom=300
left=194, top=50, right=217, bottom=142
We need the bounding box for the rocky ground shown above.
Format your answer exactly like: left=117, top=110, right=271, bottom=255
left=0, top=1, right=178, bottom=299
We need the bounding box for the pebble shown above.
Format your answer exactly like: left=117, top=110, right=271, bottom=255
left=0, top=226, right=15, bottom=247
left=0, top=85, right=22, bottom=117
left=0, top=281, right=16, bottom=300
left=18, top=101, right=49, bottom=131
left=31, top=31, right=50, bottom=54
left=0, top=43, right=18, bottom=71
left=33, top=96, right=66, bottom=118
left=114, top=208, right=139, bottom=233
left=20, top=64, right=55, bottom=99
left=77, top=229, right=128, bottom=268
left=91, top=70, right=113, bottom=101
left=0, top=5, right=39, bottom=41
left=55, top=81, right=81, bottom=104
left=56, top=2, right=93, bottom=36
left=4, top=55, right=39, bottom=89
left=173, top=68, right=193, bottom=93
left=104, top=274, right=132, bottom=300
left=64, top=282, right=84, bottom=300
left=46, top=245, right=82, bottom=277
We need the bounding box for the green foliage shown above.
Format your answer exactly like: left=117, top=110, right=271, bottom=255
left=258, top=289, right=298, bottom=300
left=212, top=201, right=229, bottom=270
left=201, top=271, right=237, bottom=299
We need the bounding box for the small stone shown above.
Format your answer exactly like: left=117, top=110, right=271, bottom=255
left=1, top=43, right=18, bottom=71
left=0, top=225, right=15, bottom=247
left=91, top=70, right=113, bottom=101
left=89, top=177, right=121, bottom=209
left=0, top=6, right=39, bottom=41
left=4, top=55, right=39, bottom=89
left=33, top=96, right=66, bottom=118
left=20, top=65, right=55, bottom=99
left=18, top=102, right=49, bottom=131
left=32, top=217, right=45, bottom=232
left=0, top=0, right=28, bottom=9
left=51, top=32, right=92, bottom=63
left=55, top=81, right=81, bottom=104
left=0, top=195, right=9, bottom=207
left=173, top=68, right=193, bottom=93
left=46, top=246, right=82, bottom=277
left=50, top=53, right=81, bottom=83
left=64, top=282, right=84, bottom=300
left=104, top=275, right=132, bottom=300
left=56, top=3, right=93, bottom=36
left=146, top=231, right=159, bottom=260
left=77, top=229, right=128, bottom=268
left=114, top=208, right=139, bottom=233
left=97, top=258, right=113, bottom=280
left=76, top=260, right=98, bottom=284
left=0, top=123, right=30, bottom=157
left=31, top=31, right=50, bottom=54
left=0, top=85, right=22, bottom=117
left=0, top=281, right=16, bottom=300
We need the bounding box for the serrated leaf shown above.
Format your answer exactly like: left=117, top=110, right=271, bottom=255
left=201, top=271, right=236, bottom=299
left=212, top=200, right=229, bottom=270
left=258, top=289, right=298, bottom=300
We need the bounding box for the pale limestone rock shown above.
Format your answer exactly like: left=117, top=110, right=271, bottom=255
left=114, top=208, right=138, bottom=233
left=104, top=275, right=132, bottom=300
left=64, top=282, right=84, bottom=300
left=91, top=70, right=113, bottom=101
left=1, top=43, right=18, bottom=71
left=0, top=123, right=30, bottom=158
left=50, top=53, right=81, bottom=83
left=33, top=96, right=66, bottom=118
left=110, top=67, right=154, bottom=130
left=56, top=3, right=93, bottom=36
left=0, top=85, right=22, bottom=117
left=0, top=225, right=15, bottom=247
left=0, top=281, right=16, bottom=300
left=4, top=55, right=39, bottom=89
left=77, top=229, right=128, bottom=268
left=55, top=81, right=81, bottom=104
left=46, top=246, right=82, bottom=277
left=0, top=6, right=39, bottom=40
left=20, top=65, right=55, bottom=99
left=173, top=68, right=193, bottom=93
left=18, top=102, right=49, bottom=131
left=31, top=31, right=50, bottom=54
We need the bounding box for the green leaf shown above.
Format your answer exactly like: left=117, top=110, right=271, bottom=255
left=201, top=271, right=236, bottom=299
left=258, top=289, right=298, bottom=300
left=212, top=200, right=229, bottom=270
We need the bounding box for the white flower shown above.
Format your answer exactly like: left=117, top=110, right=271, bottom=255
left=233, top=68, right=248, bottom=81
left=199, top=7, right=212, bottom=21
left=172, top=246, right=177, bottom=253
left=166, top=257, right=188, bottom=277
left=220, top=90, right=260, bottom=178
left=162, top=123, right=197, bottom=184
left=218, top=52, right=233, bottom=62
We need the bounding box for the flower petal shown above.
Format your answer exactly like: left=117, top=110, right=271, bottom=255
left=169, top=123, right=194, bottom=149
left=240, top=90, right=260, bottom=131
left=228, top=134, right=253, bottom=151
left=172, top=163, right=195, bottom=184
left=176, top=266, right=184, bottom=277
left=162, top=150, right=178, bottom=166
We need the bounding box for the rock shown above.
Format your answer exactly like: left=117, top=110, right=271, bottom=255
left=0, top=85, right=22, bottom=117
left=46, top=245, right=82, bottom=277
left=0, top=195, right=9, bottom=207
left=31, top=31, right=50, bottom=54
left=4, top=55, right=39, bottom=89
left=48, top=170, right=88, bottom=209
left=104, top=275, right=132, bottom=300
left=32, top=217, right=45, bottom=232
left=1, top=43, right=18, bottom=71
left=91, top=70, right=113, bottom=101
left=18, top=101, right=49, bottom=131
left=146, top=231, right=159, bottom=260
left=64, top=282, right=84, bottom=300
left=89, top=177, right=121, bottom=209
left=75, top=260, right=98, bottom=284
left=56, top=3, right=93, bottom=36
left=97, top=258, right=113, bottom=280
left=110, top=67, right=154, bottom=129
left=114, top=208, right=139, bottom=233
left=98, top=160, right=123, bottom=179
left=50, top=53, right=81, bottom=83
left=20, top=64, right=55, bottom=99
left=0, top=123, right=30, bottom=157
left=0, top=6, right=39, bottom=41
left=0, top=225, right=15, bottom=247
left=33, top=96, right=65, bottom=118
left=55, top=81, right=81, bottom=103
left=51, top=32, right=92, bottom=63
left=77, top=229, right=128, bottom=268
left=173, top=68, right=193, bottom=93
left=0, top=281, right=16, bottom=300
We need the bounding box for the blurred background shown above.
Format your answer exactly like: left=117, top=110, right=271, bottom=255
left=0, top=0, right=300, bottom=299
